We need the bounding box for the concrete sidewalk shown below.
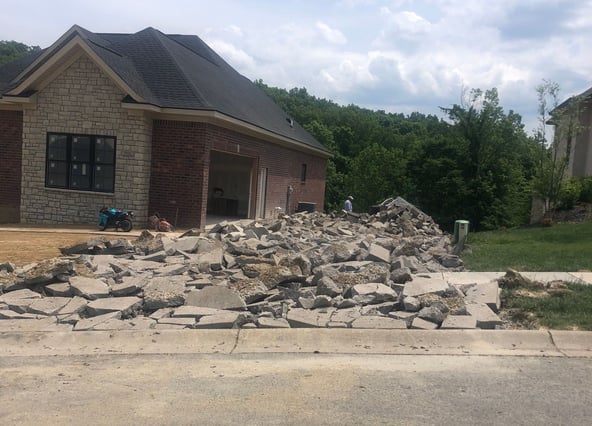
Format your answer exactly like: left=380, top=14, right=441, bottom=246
left=1, top=329, right=591, bottom=358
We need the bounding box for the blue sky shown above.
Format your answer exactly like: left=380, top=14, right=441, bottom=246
left=2, top=0, right=592, bottom=132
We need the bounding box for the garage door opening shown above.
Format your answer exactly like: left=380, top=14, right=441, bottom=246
left=207, top=150, right=255, bottom=221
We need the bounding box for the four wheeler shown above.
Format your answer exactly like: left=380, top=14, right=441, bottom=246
left=98, top=207, right=134, bottom=232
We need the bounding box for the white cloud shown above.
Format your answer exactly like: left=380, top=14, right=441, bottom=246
left=2, top=0, right=591, bottom=133
left=316, top=21, right=347, bottom=44
left=205, top=39, right=256, bottom=71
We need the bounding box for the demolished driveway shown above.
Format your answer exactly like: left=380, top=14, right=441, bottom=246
left=0, top=198, right=580, bottom=332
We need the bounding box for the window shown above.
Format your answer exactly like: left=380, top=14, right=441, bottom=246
left=300, top=163, right=307, bottom=183
left=46, top=133, right=116, bottom=192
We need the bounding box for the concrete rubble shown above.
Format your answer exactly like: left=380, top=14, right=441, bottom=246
left=0, top=197, right=508, bottom=331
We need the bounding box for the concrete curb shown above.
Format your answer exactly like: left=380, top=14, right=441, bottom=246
left=1, top=329, right=590, bottom=358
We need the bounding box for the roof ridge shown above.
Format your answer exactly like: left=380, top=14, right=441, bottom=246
left=147, top=29, right=211, bottom=108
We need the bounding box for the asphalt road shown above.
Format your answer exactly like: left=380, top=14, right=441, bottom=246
left=2, top=352, right=591, bottom=425
left=1, top=329, right=591, bottom=425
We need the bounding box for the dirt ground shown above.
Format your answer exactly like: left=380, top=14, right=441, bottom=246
left=0, top=229, right=128, bottom=266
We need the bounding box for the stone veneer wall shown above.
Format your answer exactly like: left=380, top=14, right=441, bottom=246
left=21, top=55, right=152, bottom=225
left=0, top=110, right=23, bottom=222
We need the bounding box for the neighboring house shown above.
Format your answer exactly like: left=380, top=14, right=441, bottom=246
left=553, top=87, right=592, bottom=178
left=0, top=25, right=330, bottom=228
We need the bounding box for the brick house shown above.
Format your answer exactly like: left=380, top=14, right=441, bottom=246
left=0, top=25, right=330, bottom=228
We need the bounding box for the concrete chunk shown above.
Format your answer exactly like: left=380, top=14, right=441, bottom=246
left=287, top=308, right=334, bottom=328
left=86, top=296, right=143, bottom=317
left=69, top=276, right=110, bottom=300
left=257, top=317, right=291, bottom=328
left=466, top=303, right=503, bottom=329
left=73, top=311, right=121, bottom=331
left=27, top=297, right=72, bottom=316
left=440, top=315, right=477, bottom=329
left=403, top=276, right=450, bottom=297
left=351, top=283, right=397, bottom=303
left=350, top=316, right=407, bottom=329
left=367, top=244, right=391, bottom=263
left=143, top=276, right=186, bottom=310
left=185, top=286, right=246, bottom=310
left=464, top=282, right=501, bottom=312
left=194, top=312, right=241, bottom=329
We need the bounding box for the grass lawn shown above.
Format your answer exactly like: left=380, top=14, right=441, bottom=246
left=461, top=221, right=592, bottom=272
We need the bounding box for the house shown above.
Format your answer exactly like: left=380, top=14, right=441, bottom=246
left=553, top=87, right=592, bottom=178
left=0, top=25, right=330, bottom=228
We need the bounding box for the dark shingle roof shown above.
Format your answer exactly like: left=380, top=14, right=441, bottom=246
left=0, top=26, right=329, bottom=155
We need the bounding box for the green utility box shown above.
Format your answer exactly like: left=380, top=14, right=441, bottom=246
left=453, top=220, right=470, bottom=244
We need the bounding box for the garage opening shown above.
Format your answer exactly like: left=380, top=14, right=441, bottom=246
left=207, top=150, right=255, bottom=221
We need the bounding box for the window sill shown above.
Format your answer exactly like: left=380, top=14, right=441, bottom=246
left=44, top=187, right=115, bottom=196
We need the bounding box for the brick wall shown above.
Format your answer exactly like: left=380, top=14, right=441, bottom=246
left=21, top=55, right=153, bottom=225
left=0, top=110, right=23, bottom=222
left=150, top=120, right=327, bottom=228
left=149, top=120, right=209, bottom=228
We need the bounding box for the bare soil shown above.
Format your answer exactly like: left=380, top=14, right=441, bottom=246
left=0, top=230, right=123, bottom=266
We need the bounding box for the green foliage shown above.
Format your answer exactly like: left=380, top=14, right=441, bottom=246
left=439, top=88, right=535, bottom=230
left=558, top=177, right=582, bottom=210
left=462, top=221, right=592, bottom=271
left=347, top=143, right=407, bottom=212
left=0, top=40, right=40, bottom=65
left=578, top=177, right=592, bottom=203
left=257, top=80, right=538, bottom=229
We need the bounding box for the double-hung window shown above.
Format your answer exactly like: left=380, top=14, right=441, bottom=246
left=46, top=133, right=116, bottom=192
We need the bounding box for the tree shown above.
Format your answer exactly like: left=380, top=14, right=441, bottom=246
left=440, top=88, right=535, bottom=229
left=347, top=143, right=407, bottom=212
left=532, top=80, right=585, bottom=220
left=0, top=40, right=40, bottom=65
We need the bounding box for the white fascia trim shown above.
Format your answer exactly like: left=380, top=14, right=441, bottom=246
left=122, top=103, right=332, bottom=158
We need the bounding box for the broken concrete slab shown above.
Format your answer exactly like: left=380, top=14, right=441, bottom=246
left=27, top=297, right=72, bottom=316
left=410, top=317, right=439, bottom=330
left=464, top=282, right=501, bottom=312
left=185, top=286, right=246, bottom=310
left=157, top=316, right=196, bottom=327
left=73, top=311, right=121, bottom=331
left=0, top=288, right=42, bottom=302
left=45, top=282, right=73, bottom=297
left=257, top=317, right=291, bottom=328
left=86, top=296, right=143, bottom=317
left=350, top=283, right=398, bottom=304
left=142, top=276, right=186, bottom=310
left=403, top=276, right=450, bottom=298
left=193, top=312, right=241, bottom=329
left=350, top=316, right=407, bottom=329
left=91, top=316, right=156, bottom=331
left=287, top=308, right=334, bottom=328
left=465, top=303, right=503, bottom=329
left=57, top=296, right=88, bottom=316
left=171, top=306, right=229, bottom=318
left=366, top=244, right=391, bottom=263
left=440, top=315, right=477, bottom=329
left=69, top=276, right=110, bottom=300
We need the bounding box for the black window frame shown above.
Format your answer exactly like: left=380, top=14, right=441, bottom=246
left=45, top=132, right=116, bottom=193
left=300, top=163, right=307, bottom=183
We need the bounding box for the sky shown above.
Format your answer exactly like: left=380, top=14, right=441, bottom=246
left=2, top=0, right=592, bottom=133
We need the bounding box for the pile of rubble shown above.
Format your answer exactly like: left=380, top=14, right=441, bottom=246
left=0, top=198, right=504, bottom=331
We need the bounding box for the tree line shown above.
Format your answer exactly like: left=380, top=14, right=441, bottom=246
left=257, top=81, right=552, bottom=231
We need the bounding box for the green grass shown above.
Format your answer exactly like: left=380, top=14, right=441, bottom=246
left=502, top=284, right=592, bottom=330
left=461, top=221, right=592, bottom=271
